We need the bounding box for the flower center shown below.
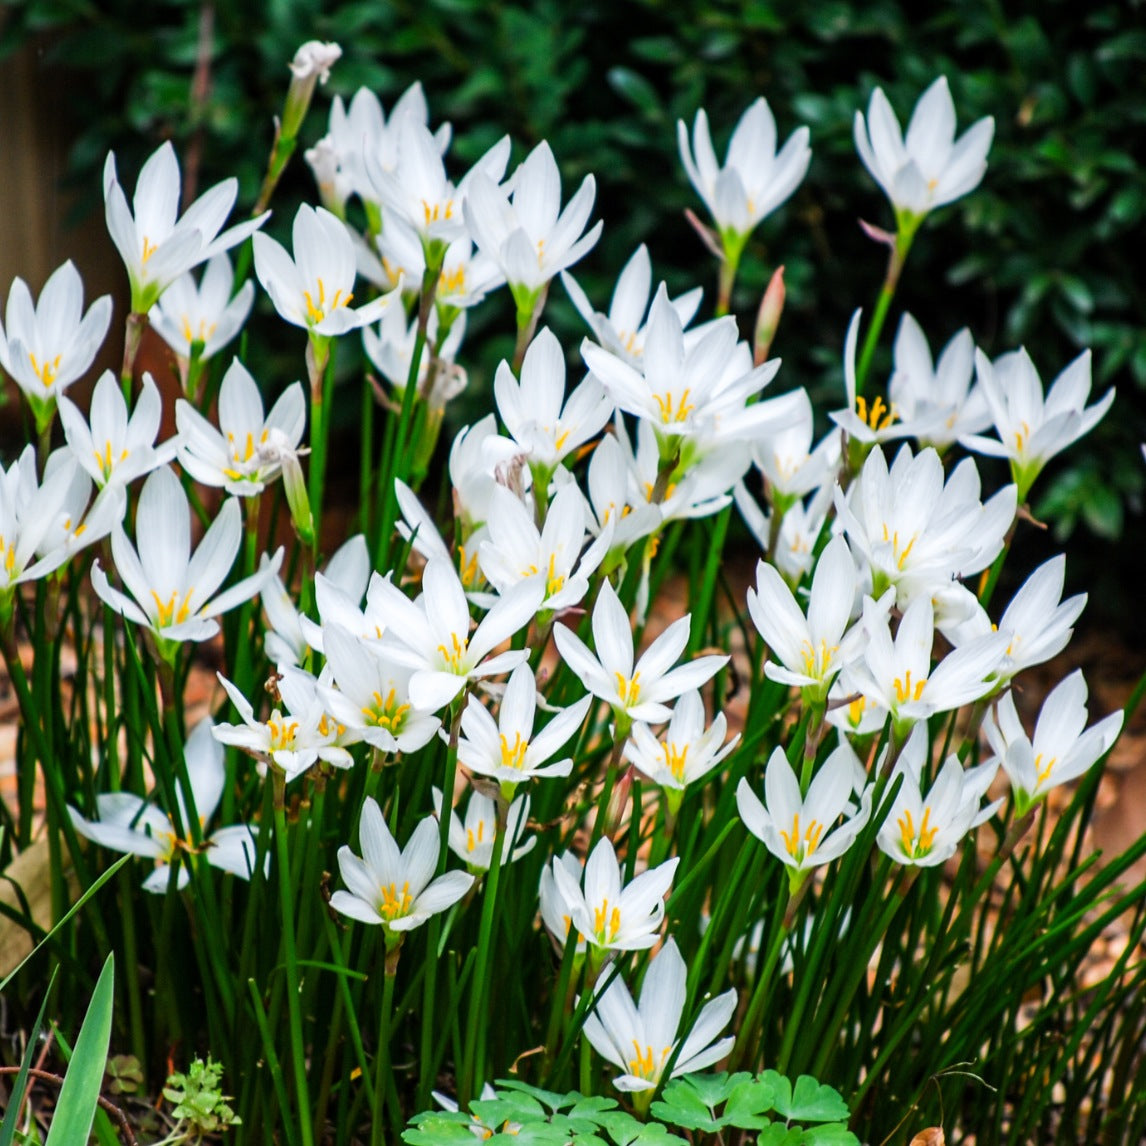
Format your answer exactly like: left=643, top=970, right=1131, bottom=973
left=94, top=440, right=130, bottom=482
left=421, top=198, right=456, bottom=226
left=458, top=546, right=481, bottom=589
left=628, top=1040, right=672, bottom=1082
left=180, top=316, right=218, bottom=347
left=141, top=236, right=159, bottom=265
left=544, top=553, right=566, bottom=598
left=897, top=806, right=940, bottom=859
left=880, top=524, right=918, bottom=572
left=437, top=631, right=469, bottom=673
left=779, top=812, right=824, bottom=863
left=592, top=898, right=622, bottom=944
left=29, top=352, right=62, bottom=390
left=652, top=389, right=694, bottom=425
left=799, top=638, right=839, bottom=680
left=362, top=687, right=411, bottom=733
left=378, top=880, right=413, bottom=921
left=466, top=821, right=486, bottom=853
left=1034, top=752, right=1057, bottom=787
left=856, top=394, right=897, bottom=432
left=499, top=731, right=529, bottom=771
left=892, top=670, right=927, bottom=705
left=614, top=671, right=642, bottom=709
left=663, top=741, right=689, bottom=783
left=302, top=277, right=353, bottom=325
left=150, top=588, right=195, bottom=628
left=267, top=714, right=300, bottom=752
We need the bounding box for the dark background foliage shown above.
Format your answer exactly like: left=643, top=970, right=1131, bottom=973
left=3, top=0, right=1145, bottom=621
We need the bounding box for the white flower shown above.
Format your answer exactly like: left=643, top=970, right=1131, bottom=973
left=493, top=327, right=613, bottom=474
left=365, top=557, right=543, bottom=711
left=318, top=622, right=443, bottom=754
left=829, top=310, right=911, bottom=448
left=68, top=718, right=262, bottom=892
left=876, top=727, right=1001, bottom=866
left=478, top=483, right=609, bottom=613
left=288, top=40, right=341, bottom=81
left=834, top=442, right=1016, bottom=607
left=887, top=313, right=989, bottom=450
left=363, top=304, right=466, bottom=397
left=33, top=449, right=123, bottom=565
left=737, top=744, right=870, bottom=879
left=254, top=205, right=400, bottom=336
left=214, top=666, right=352, bottom=782
left=58, top=371, right=178, bottom=492
left=561, top=244, right=703, bottom=369
left=104, top=141, right=268, bottom=312
left=583, top=937, right=736, bottom=1092
left=747, top=536, right=879, bottom=703
left=176, top=359, right=306, bottom=496
left=432, top=787, right=534, bottom=871
left=854, top=77, right=994, bottom=221
left=983, top=671, right=1123, bottom=817
left=149, top=253, right=255, bottom=364
left=553, top=579, right=728, bottom=727
left=465, top=140, right=602, bottom=306
left=623, top=689, right=738, bottom=798
left=91, top=466, right=282, bottom=651
left=330, top=798, right=474, bottom=936
left=961, top=347, right=1115, bottom=502
left=752, top=388, right=840, bottom=502
left=0, top=261, right=112, bottom=425
left=369, top=119, right=511, bottom=254
left=457, top=662, right=589, bottom=791
left=540, top=852, right=590, bottom=955
left=678, top=97, right=811, bottom=241
left=0, top=447, right=85, bottom=611
left=554, top=837, right=678, bottom=955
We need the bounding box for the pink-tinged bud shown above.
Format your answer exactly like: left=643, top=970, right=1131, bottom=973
left=603, top=764, right=636, bottom=838
left=684, top=208, right=725, bottom=260
left=753, top=266, right=786, bottom=365
left=858, top=218, right=897, bottom=248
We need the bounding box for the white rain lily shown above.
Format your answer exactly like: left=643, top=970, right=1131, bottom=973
left=448, top=414, right=523, bottom=532
left=752, top=388, right=841, bottom=502
left=34, top=449, right=123, bottom=565
left=0, top=260, right=113, bottom=427
left=363, top=304, right=467, bottom=399
left=584, top=432, right=662, bottom=563
left=834, top=442, right=1016, bottom=608
left=554, top=837, right=678, bottom=956
left=214, top=666, right=352, bottom=782
left=540, top=852, right=590, bottom=956
left=91, top=466, right=282, bottom=653
left=0, top=447, right=86, bottom=615
left=478, top=483, right=610, bottom=614
left=678, top=97, right=811, bottom=245
left=253, top=204, right=400, bottom=337
left=493, top=327, right=613, bottom=476
left=393, top=480, right=462, bottom=578
left=961, top=347, right=1115, bottom=502
left=948, top=555, right=1086, bottom=685
left=149, top=253, right=255, bottom=365
left=854, top=76, right=994, bottom=222
left=582, top=286, right=801, bottom=455
left=318, top=622, right=442, bottom=755
left=553, top=578, right=728, bottom=728
left=464, top=140, right=602, bottom=309
left=176, top=359, right=306, bottom=496
left=737, top=743, right=870, bottom=884
left=583, top=937, right=736, bottom=1093
left=68, top=717, right=261, bottom=892
left=432, top=786, right=535, bottom=872
left=262, top=534, right=370, bottom=667
left=457, top=662, right=590, bottom=793
left=306, top=82, right=448, bottom=217
left=888, top=313, right=989, bottom=450
left=983, top=670, right=1123, bottom=817
left=368, top=118, right=511, bottom=256
left=362, top=557, right=543, bottom=712
left=104, top=141, right=268, bottom=312
left=747, top=535, right=882, bottom=704
left=330, top=798, right=474, bottom=941
left=876, top=726, right=1001, bottom=866
left=623, top=690, right=738, bottom=807
left=825, top=665, right=890, bottom=739
left=852, top=596, right=1007, bottom=738
left=829, top=310, right=911, bottom=449
left=561, top=244, right=704, bottom=368
left=58, top=371, right=178, bottom=492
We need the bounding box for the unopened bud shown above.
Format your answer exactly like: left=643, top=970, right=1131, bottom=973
left=753, top=265, right=786, bottom=365
left=281, top=452, right=315, bottom=547
left=283, top=41, right=342, bottom=140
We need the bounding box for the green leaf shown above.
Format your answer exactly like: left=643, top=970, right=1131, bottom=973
left=776, top=1076, right=851, bottom=1123
left=650, top=1079, right=722, bottom=1131
left=803, top=1125, right=861, bottom=1144
left=723, top=1076, right=786, bottom=1127
left=756, top=1123, right=804, bottom=1146
left=46, top=953, right=115, bottom=1146
left=0, top=967, right=57, bottom=1146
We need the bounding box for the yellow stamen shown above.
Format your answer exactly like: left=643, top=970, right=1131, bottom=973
left=898, top=806, right=940, bottom=859
left=614, top=671, right=641, bottom=708
left=378, top=880, right=413, bottom=921
left=149, top=588, right=194, bottom=628
left=466, top=821, right=486, bottom=852
left=592, top=899, right=622, bottom=943
left=627, top=1040, right=672, bottom=1081
left=663, top=741, right=689, bottom=783
left=651, top=389, right=694, bottom=424
left=362, top=687, right=411, bottom=733
left=458, top=546, right=480, bottom=588
left=268, top=716, right=300, bottom=752
left=1034, top=753, right=1057, bottom=786
left=29, top=352, right=62, bottom=390
left=437, top=631, right=467, bottom=672
left=855, top=394, right=898, bottom=432
left=500, top=731, right=528, bottom=771
left=779, top=813, right=824, bottom=861
left=892, top=670, right=926, bottom=704
left=141, top=236, right=158, bottom=265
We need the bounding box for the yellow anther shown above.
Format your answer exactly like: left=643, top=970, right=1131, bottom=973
left=29, top=352, right=62, bottom=390
left=592, top=899, right=622, bottom=943
left=544, top=553, right=566, bottom=598
left=779, top=813, right=824, bottom=861
left=362, top=687, right=411, bottom=733
left=855, top=394, right=898, bottom=432
left=663, top=741, right=689, bottom=783
left=1035, top=753, right=1057, bottom=786
left=378, top=880, right=413, bottom=920
left=141, top=236, right=158, bottom=265
left=652, top=389, right=695, bottom=424
left=466, top=821, right=485, bottom=852
left=892, top=670, right=926, bottom=705
left=150, top=588, right=194, bottom=628
left=499, top=731, right=528, bottom=770
left=614, top=671, right=641, bottom=708
left=898, top=806, right=940, bottom=858
left=268, top=717, right=300, bottom=752
left=437, top=631, right=468, bottom=672
left=627, top=1040, right=672, bottom=1081
left=458, top=546, right=481, bottom=589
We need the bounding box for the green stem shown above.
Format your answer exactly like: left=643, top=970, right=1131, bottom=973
left=120, top=312, right=148, bottom=399
left=854, top=224, right=917, bottom=396
left=273, top=770, right=315, bottom=1146
left=371, top=965, right=399, bottom=1146
left=728, top=889, right=790, bottom=1071
left=306, top=337, right=336, bottom=559
left=511, top=283, right=549, bottom=375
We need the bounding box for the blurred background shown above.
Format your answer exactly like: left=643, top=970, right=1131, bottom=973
left=2, top=0, right=1144, bottom=627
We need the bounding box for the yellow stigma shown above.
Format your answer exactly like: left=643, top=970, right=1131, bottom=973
left=302, top=277, right=352, bottom=325
left=544, top=553, right=566, bottom=598
left=847, top=695, right=867, bottom=727
left=362, top=687, right=411, bottom=733
left=150, top=588, right=194, bottom=628
left=1034, top=753, right=1057, bottom=786
left=663, top=741, right=689, bottom=784
left=421, top=198, right=455, bottom=225
left=29, top=352, right=62, bottom=390
left=378, top=880, right=413, bottom=921
left=779, top=812, right=824, bottom=861
left=94, top=440, right=130, bottom=481
left=466, top=820, right=486, bottom=853
left=880, top=524, right=918, bottom=571
left=268, top=715, right=300, bottom=752
left=614, top=671, right=641, bottom=709
left=141, top=236, right=158, bottom=265
left=439, top=264, right=467, bottom=295
left=855, top=394, right=898, bottom=432
left=628, top=1040, right=672, bottom=1081
left=592, top=899, right=622, bottom=943
left=499, top=731, right=529, bottom=771
left=799, top=638, right=839, bottom=680
left=898, top=806, right=940, bottom=859
left=458, top=546, right=480, bottom=589
left=652, top=389, right=694, bottom=425
left=892, top=670, right=926, bottom=705
left=1013, top=419, right=1031, bottom=456
left=437, top=631, right=468, bottom=672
